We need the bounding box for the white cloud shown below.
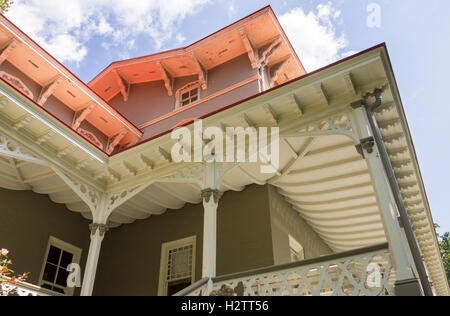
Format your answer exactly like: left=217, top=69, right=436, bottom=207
left=279, top=2, right=350, bottom=72
left=341, top=50, right=359, bottom=58
left=227, top=1, right=236, bottom=17
left=5, top=0, right=211, bottom=63
left=176, top=33, right=187, bottom=44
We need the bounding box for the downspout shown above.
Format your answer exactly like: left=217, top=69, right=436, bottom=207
left=364, top=89, right=433, bottom=296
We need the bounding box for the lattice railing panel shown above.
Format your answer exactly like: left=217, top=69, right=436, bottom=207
left=209, top=247, right=394, bottom=297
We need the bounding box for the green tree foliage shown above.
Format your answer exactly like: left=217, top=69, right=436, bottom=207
left=0, top=0, right=12, bottom=14
left=435, top=224, right=450, bottom=285
left=438, top=232, right=450, bottom=284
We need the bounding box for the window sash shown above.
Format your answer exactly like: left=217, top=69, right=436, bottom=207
left=42, top=247, right=74, bottom=288
left=180, top=88, right=199, bottom=106
left=158, top=236, right=196, bottom=296
left=177, top=82, right=201, bottom=109
left=39, top=236, right=82, bottom=296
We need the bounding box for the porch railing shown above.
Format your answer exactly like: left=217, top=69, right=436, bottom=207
left=1, top=278, right=65, bottom=296
left=176, top=243, right=395, bottom=296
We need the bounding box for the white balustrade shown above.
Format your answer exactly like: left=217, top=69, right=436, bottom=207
left=177, top=244, right=396, bottom=297
left=1, top=278, right=64, bottom=296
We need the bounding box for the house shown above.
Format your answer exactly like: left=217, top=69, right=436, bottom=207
left=0, top=6, right=448, bottom=296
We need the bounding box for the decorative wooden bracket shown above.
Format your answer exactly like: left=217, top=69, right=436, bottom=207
left=0, top=39, right=19, bottom=65
left=343, top=72, right=356, bottom=96
left=286, top=94, right=303, bottom=117
left=158, top=147, right=172, bottom=163
left=72, top=102, right=96, bottom=130
left=13, top=114, right=32, bottom=131
left=156, top=61, right=173, bottom=96
left=239, top=29, right=259, bottom=69
left=106, top=129, right=128, bottom=155
left=356, top=137, right=375, bottom=158
left=38, top=76, right=64, bottom=105
left=112, top=69, right=130, bottom=102
left=201, top=189, right=222, bottom=204
left=314, top=83, right=329, bottom=106
left=259, top=37, right=283, bottom=67
left=191, top=53, right=207, bottom=90
left=262, top=104, right=278, bottom=125
left=270, top=57, right=291, bottom=87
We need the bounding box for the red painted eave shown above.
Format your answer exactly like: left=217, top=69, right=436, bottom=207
left=89, top=5, right=305, bottom=86
left=0, top=13, right=143, bottom=138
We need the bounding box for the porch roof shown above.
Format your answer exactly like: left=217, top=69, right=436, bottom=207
left=0, top=44, right=448, bottom=296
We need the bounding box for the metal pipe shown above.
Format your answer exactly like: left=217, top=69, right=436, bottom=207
left=364, top=89, right=433, bottom=296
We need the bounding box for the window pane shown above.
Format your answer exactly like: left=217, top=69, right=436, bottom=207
left=167, top=279, right=191, bottom=296
left=182, top=100, right=190, bottom=107
left=47, top=246, right=61, bottom=265
left=190, top=89, right=198, bottom=96
left=167, top=245, right=193, bottom=281
left=181, top=92, right=189, bottom=100
left=60, top=251, right=73, bottom=269
left=41, top=283, right=52, bottom=290
left=43, top=263, right=57, bottom=282
left=56, top=268, right=69, bottom=287
left=51, top=286, right=65, bottom=294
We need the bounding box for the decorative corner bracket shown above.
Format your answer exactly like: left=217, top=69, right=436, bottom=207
left=350, top=99, right=366, bottom=110
left=157, top=61, right=174, bottom=96
left=201, top=189, right=222, bottom=204
left=112, top=70, right=130, bottom=102
left=355, top=136, right=375, bottom=158
left=89, top=223, right=109, bottom=237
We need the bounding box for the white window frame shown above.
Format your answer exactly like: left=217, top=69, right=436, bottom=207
left=289, top=235, right=305, bottom=262
left=158, top=236, right=196, bottom=296
left=38, top=236, right=82, bottom=296
left=175, top=81, right=201, bottom=109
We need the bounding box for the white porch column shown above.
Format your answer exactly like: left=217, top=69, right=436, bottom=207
left=201, top=188, right=220, bottom=279
left=80, top=223, right=108, bottom=296
left=201, top=162, right=222, bottom=294
left=352, top=104, right=416, bottom=283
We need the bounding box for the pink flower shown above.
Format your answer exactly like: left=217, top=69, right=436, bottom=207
left=1, top=249, right=8, bottom=256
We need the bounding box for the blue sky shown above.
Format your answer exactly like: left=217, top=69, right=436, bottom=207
left=5, top=0, right=449, bottom=234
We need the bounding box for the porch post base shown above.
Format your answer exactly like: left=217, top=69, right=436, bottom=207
left=394, top=278, right=423, bottom=296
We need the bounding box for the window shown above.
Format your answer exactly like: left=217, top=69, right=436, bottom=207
left=158, top=236, right=196, bottom=296
left=289, top=235, right=305, bottom=262
left=180, top=87, right=199, bottom=107
left=39, top=237, right=82, bottom=296
left=176, top=82, right=201, bottom=109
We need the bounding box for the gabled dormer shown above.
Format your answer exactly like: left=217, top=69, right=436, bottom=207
left=89, top=6, right=306, bottom=145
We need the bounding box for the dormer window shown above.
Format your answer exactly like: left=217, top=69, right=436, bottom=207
left=176, top=81, right=201, bottom=109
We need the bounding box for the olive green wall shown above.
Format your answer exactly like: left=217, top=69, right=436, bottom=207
left=0, top=187, right=91, bottom=295
left=216, top=184, right=274, bottom=276
left=93, top=184, right=274, bottom=296
left=93, top=202, right=204, bottom=296
left=268, top=186, right=333, bottom=265
left=0, top=183, right=333, bottom=297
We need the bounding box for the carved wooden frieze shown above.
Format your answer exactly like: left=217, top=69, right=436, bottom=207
left=0, top=71, right=34, bottom=100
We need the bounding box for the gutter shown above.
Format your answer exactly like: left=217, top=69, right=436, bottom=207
left=364, top=89, right=434, bottom=296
